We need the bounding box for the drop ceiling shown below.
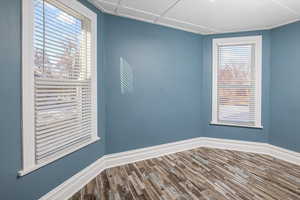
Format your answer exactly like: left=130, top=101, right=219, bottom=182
left=88, top=0, right=300, bottom=34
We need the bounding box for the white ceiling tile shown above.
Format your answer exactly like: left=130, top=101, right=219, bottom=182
left=274, top=0, right=300, bottom=15
left=99, top=1, right=117, bottom=13
left=118, top=6, right=159, bottom=23
left=102, top=0, right=119, bottom=4
left=88, top=0, right=104, bottom=10
left=165, top=0, right=298, bottom=32
left=158, top=17, right=216, bottom=34
left=120, top=0, right=177, bottom=15
left=89, top=0, right=300, bottom=34
left=89, top=0, right=118, bottom=9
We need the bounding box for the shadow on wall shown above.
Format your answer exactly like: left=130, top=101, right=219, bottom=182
left=120, top=57, right=134, bottom=94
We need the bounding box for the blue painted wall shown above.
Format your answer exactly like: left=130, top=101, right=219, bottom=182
left=103, top=14, right=203, bottom=154
left=201, top=31, right=271, bottom=143
left=270, top=21, right=300, bottom=152
left=0, top=1, right=106, bottom=199
left=1, top=1, right=299, bottom=199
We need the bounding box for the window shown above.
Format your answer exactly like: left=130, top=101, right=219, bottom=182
left=20, top=0, right=98, bottom=176
left=211, top=36, right=262, bottom=128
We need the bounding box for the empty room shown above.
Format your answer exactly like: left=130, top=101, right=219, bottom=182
left=1, top=0, right=300, bottom=199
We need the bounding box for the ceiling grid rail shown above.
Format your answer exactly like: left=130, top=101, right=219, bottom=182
left=270, top=0, right=300, bottom=17
left=114, top=0, right=123, bottom=15
left=88, top=0, right=300, bottom=35
left=154, top=0, right=182, bottom=23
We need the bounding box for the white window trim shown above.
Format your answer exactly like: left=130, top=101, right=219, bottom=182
left=19, top=0, right=99, bottom=176
left=211, top=36, right=263, bottom=129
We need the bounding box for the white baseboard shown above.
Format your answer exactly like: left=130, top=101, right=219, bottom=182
left=200, top=137, right=300, bottom=165
left=39, top=157, right=106, bottom=200
left=266, top=143, right=300, bottom=165
left=40, top=137, right=300, bottom=200
left=104, top=137, right=206, bottom=169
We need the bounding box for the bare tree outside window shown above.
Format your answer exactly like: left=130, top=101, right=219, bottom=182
left=31, top=0, right=93, bottom=163
left=217, top=45, right=255, bottom=124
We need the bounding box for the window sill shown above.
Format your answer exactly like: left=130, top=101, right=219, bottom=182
left=210, top=121, right=263, bottom=129
left=18, top=137, right=100, bottom=177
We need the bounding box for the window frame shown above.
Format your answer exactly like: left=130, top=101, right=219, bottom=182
left=19, top=0, right=99, bottom=176
left=211, top=36, right=263, bottom=129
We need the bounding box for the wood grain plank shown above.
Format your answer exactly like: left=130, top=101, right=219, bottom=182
left=69, top=147, right=300, bottom=200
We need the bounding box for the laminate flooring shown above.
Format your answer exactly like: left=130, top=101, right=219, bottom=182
left=69, top=147, right=300, bottom=200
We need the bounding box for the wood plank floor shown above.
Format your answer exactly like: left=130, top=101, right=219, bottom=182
left=69, top=147, right=300, bottom=200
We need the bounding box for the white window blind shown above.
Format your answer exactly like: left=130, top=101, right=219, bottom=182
left=212, top=36, right=262, bottom=128
left=20, top=0, right=98, bottom=176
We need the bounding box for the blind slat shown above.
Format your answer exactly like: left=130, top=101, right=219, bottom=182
left=217, top=44, right=256, bottom=125
left=36, top=123, right=91, bottom=147
left=36, top=116, right=91, bottom=133
left=36, top=129, right=91, bottom=155
left=36, top=135, right=92, bottom=161
left=33, top=0, right=93, bottom=164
